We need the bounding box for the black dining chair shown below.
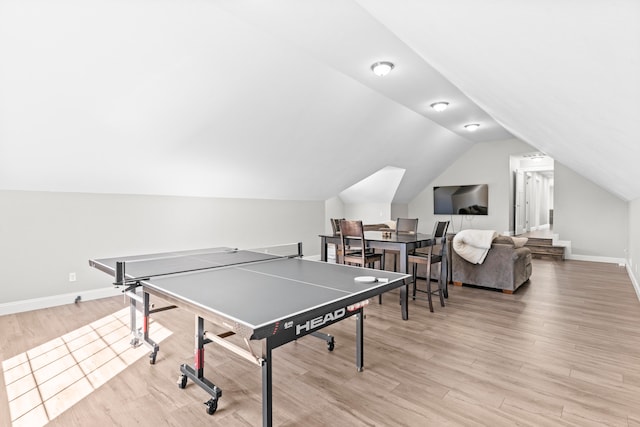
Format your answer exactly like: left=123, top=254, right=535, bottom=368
left=408, top=221, right=449, bottom=312
left=381, top=218, right=419, bottom=271
left=330, top=218, right=345, bottom=263
left=339, top=219, right=383, bottom=270
left=330, top=218, right=344, bottom=235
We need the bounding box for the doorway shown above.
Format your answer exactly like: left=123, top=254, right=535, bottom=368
left=511, top=153, right=554, bottom=235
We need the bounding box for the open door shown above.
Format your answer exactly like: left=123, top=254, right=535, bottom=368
left=515, top=170, right=527, bottom=234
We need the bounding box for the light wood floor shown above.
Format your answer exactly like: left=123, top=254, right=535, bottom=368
left=1, top=259, right=640, bottom=426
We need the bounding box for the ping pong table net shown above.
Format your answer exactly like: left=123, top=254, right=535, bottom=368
left=113, top=242, right=303, bottom=287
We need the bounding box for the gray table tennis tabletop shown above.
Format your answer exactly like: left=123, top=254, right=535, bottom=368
left=90, top=246, right=411, bottom=426
left=90, top=248, right=410, bottom=340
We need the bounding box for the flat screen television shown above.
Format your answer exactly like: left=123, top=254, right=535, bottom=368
left=433, top=184, right=488, bottom=215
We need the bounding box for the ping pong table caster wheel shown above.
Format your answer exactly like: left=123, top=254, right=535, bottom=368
left=178, top=374, right=188, bottom=389
left=327, top=338, right=335, bottom=352
left=204, top=398, right=218, bottom=415
left=149, top=352, right=157, bottom=365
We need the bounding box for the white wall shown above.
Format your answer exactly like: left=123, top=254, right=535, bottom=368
left=0, top=190, right=324, bottom=307
left=343, top=202, right=390, bottom=224
left=390, top=203, right=409, bottom=222
left=554, top=163, right=628, bottom=259
left=409, top=138, right=629, bottom=261
left=323, top=200, right=408, bottom=233
left=409, top=139, right=527, bottom=234
left=324, top=196, right=345, bottom=234
left=325, top=200, right=409, bottom=227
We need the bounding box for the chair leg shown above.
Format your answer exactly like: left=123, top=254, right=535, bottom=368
left=437, top=275, right=445, bottom=307
left=441, top=261, right=449, bottom=299
left=426, top=261, right=434, bottom=312
left=432, top=261, right=445, bottom=307
left=412, top=263, right=417, bottom=300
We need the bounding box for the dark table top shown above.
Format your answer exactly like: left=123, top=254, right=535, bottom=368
left=90, top=249, right=409, bottom=336
left=320, top=231, right=433, bottom=243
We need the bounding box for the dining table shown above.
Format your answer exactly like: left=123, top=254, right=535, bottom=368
left=319, top=230, right=427, bottom=270
left=319, top=230, right=450, bottom=300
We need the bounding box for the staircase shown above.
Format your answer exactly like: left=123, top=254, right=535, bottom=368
left=524, top=236, right=565, bottom=261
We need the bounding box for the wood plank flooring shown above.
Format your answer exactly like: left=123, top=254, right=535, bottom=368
left=1, top=259, right=639, bottom=426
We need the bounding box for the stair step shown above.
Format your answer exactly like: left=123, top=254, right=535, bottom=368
left=526, top=237, right=553, bottom=246
left=526, top=244, right=565, bottom=261
left=516, top=233, right=565, bottom=261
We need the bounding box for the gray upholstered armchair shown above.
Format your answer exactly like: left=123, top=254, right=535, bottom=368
left=451, top=235, right=532, bottom=293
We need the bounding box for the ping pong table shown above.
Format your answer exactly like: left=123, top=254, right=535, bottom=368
left=89, top=243, right=410, bottom=426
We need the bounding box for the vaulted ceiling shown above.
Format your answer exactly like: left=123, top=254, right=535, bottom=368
left=1, top=1, right=638, bottom=203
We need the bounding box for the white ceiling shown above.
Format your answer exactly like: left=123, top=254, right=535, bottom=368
left=1, top=1, right=638, bottom=202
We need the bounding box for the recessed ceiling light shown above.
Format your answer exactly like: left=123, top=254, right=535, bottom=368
left=370, top=61, right=394, bottom=77
left=464, top=123, right=480, bottom=132
left=430, top=102, right=449, bottom=112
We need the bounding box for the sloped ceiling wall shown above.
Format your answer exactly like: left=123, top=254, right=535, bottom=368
left=360, top=0, right=640, bottom=201
left=0, top=1, right=638, bottom=202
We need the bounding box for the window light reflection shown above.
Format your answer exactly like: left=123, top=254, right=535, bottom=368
left=2, top=307, right=171, bottom=427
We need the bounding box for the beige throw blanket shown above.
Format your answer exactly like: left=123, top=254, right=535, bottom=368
left=453, top=229, right=498, bottom=264
left=511, top=236, right=529, bottom=248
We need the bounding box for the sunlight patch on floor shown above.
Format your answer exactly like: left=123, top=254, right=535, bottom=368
left=2, top=307, right=172, bottom=427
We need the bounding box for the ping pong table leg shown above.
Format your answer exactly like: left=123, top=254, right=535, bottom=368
left=116, top=261, right=140, bottom=347
left=398, top=249, right=410, bottom=320
left=262, top=339, right=274, bottom=427
left=195, top=316, right=205, bottom=378
left=178, top=316, right=223, bottom=415
left=129, top=291, right=138, bottom=346
left=142, top=291, right=159, bottom=364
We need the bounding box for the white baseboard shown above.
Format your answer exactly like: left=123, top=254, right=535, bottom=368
left=558, top=239, right=626, bottom=266
left=627, top=262, right=640, bottom=301
left=0, top=287, right=122, bottom=316
left=565, top=254, right=626, bottom=265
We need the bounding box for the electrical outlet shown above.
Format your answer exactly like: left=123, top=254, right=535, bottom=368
left=69, top=272, right=77, bottom=282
